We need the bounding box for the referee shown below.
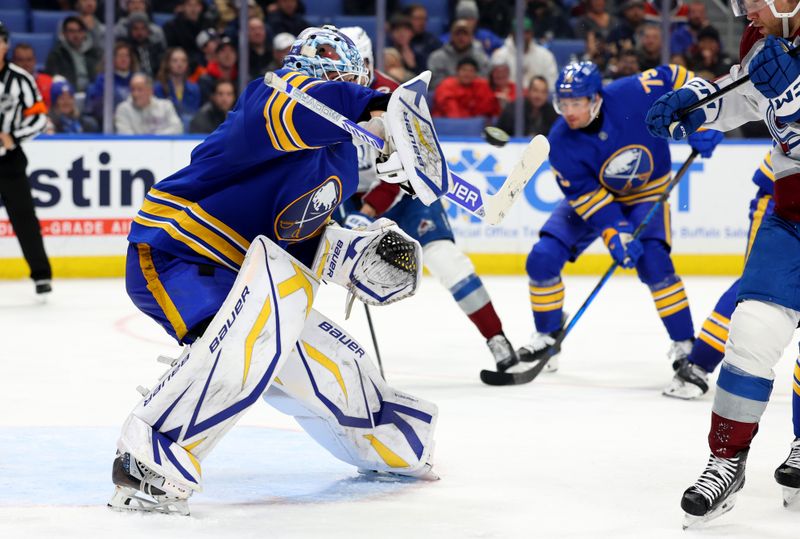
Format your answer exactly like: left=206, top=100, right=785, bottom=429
left=0, top=21, right=51, bottom=295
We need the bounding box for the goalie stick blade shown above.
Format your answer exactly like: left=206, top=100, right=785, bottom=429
left=484, top=135, right=550, bottom=225
left=479, top=357, right=552, bottom=386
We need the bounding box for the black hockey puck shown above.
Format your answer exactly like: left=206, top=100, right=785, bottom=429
left=483, top=126, right=510, bottom=147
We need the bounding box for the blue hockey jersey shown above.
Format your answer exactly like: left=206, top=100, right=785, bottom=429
left=128, top=69, right=383, bottom=271
left=548, top=65, right=694, bottom=229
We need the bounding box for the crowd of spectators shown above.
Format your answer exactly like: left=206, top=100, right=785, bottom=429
left=7, top=0, right=738, bottom=138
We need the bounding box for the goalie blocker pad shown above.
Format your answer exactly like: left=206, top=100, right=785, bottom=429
left=312, top=218, right=422, bottom=306
left=263, top=309, right=438, bottom=476
left=117, top=236, right=319, bottom=493
left=384, top=71, right=451, bottom=206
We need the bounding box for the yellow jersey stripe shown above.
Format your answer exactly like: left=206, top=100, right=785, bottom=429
left=699, top=332, right=726, bottom=353
left=659, top=299, right=689, bottom=317
left=149, top=188, right=249, bottom=251
left=137, top=243, right=188, bottom=340
left=654, top=291, right=687, bottom=310
left=263, top=87, right=284, bottom=151
left=141, top=199, right=245, bottom=267
left=701, top=318, right=729, bottom=342
left=652, top=281, right=684, bottom=300
left=532, top=302, right=564, bottom=312
left=530, top=290, right=565, bottom=303
left=133, top=214, right=237, bottom=270
left=529, top=282, right=564, bottom=294
left=746, top=195, right=772, bottom=260
left=282, top=78, right=324, bottom=150
left=709, top=311, right=731, bottom=327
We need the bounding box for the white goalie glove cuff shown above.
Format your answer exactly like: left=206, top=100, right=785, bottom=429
left=375, top=151, right=409, bottom=185
left=356, top=116, right=393, bottom=154
left=683, top=76, right=722, bottom=124
left=312, top=218, right=422, bottom=308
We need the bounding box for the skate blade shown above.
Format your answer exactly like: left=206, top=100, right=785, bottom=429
left=682, top=493, right=738, bottom=529
left=783, top=487, right=800, bottom=508
left=357, top=464, right=440, bottom=482
left=662, top=385, right=703, bottom=400
left=107, top=486, right=190, bottom=516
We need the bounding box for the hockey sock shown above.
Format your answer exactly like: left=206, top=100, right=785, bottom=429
left=710, top=363, right=773, bottom=457
left=688, top=280, right=739, bottom=373
left=649, top=277, right=694, bottom=341
left=793, top=357, right=800, bottom=438
left=529, top=278, right=565, bottom=334
left=449, top=274, right=503, bottom=338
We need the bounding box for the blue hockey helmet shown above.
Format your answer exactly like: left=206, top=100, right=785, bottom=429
left=283, top=25, right=370, bottom=86
left=554, top=61, right=603, bottom=126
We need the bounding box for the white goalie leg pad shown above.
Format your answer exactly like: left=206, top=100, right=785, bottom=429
left=262, top=310, right=438, bottom=477
left=384, top=71, right=451, bottom=205
left=118, top=236, right=319, bottom=492
left=312, top=219, right=422, bottom=306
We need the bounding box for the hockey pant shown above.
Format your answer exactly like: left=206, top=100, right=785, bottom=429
left=116, top=236, right=437, bottom=494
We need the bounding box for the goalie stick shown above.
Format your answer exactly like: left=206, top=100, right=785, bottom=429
left=480, top=150, right=700, bottom=386
left=263, top=72, right=549, bottom=225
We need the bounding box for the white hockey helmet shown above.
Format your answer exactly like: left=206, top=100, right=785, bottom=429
left=339, top=26, right=374, bottom=71
left=283, top=25, right=370, bottom=86
left=730, top=0, right=800, bottom=37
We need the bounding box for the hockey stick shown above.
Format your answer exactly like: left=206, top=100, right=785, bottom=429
left=669, top=45, right=800, bottom=137
left=263, top=72, right=549, bottom=224
left=480, top=149, right=700, bottom=386
left=363, top=303, right=386, bottom=379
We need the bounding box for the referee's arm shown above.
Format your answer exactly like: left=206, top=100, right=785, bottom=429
left=10, top=69, right=47, bottom=146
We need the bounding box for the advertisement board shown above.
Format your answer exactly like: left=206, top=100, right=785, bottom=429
left=0, top=136, right=772, bottom=277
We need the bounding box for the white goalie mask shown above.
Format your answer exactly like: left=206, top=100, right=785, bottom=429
left=730, top=0, right=800, bottom=37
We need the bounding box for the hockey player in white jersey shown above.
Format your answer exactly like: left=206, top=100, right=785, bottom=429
left=109, top=27, right=441, bottom=516
left=646, top=0, right=800, bottom=526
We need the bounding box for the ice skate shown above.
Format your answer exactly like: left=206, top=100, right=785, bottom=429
left=775, top=438, right=800, bottom=508
left=663, top=359, right=709, bottom=400
left=667, top=339, right=694, bottom=371
left=518, top=315, right=566, bottom=373
left=487, top=334, right=519, bottom=372
left=108, top=452, right=192, bottom=516
left=357, top=461, right=439, bottom=482
left=681, top=450, right=748, bottom=529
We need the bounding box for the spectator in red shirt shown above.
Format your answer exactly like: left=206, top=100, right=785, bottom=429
left=433, top=57, right=499, bottom=118
left=12, top=44, right=53, bottom=109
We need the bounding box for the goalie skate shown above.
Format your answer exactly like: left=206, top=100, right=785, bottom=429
left=107, top=452, right=191, bottom=516
left=681, top=450, right=748, bottom=529
left=775, top=438, right=800, bottom=508
left=663, top=360, right=709, bottom=400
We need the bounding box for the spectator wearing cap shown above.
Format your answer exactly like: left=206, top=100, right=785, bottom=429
left=45, top=15, right=102, bottom=93
left=266, top=0, right=310, bottom=38
left=404, top=4, right=441, bottom=72
left=114, top=0, right=167, bottom=49
left=427, top=19, right=489, bottom=90
left=387, top=15, right=420, bottom=76
left=490, top=18, right=557, bottom=90
left=495, top=75, right=557, bottom=137
left=440, top=1, right=503, bottom=55
left=198, top=37, right=238, bottom=101
left=12, top=44, right=53, bottom=109
left=433, top=57, right=499, bottom=119
left=527, top=0, right=574, bottom=41
left=189, top=79, right=236, bottom=134
left=85, top=41, right=139, bottom=125
left=115, top=73, right=183, bottom=134
left=124, top=12, right=166, bottom=77
left=164, top=0, right=211, bottom=71
left=48, top=79, right=99, bottom=133
left=248, top=17, right=272, bottom=79
left=488, top=59, right=516, bottom=110
left=267, top=32, right=295, bottom=72
left=189, top=28, right=220, bottom=82
left=686, top=26, right=733, bottom=79
left=607, top=0, right=647, bottom=54
left=635, top=23, right=662, bottom=71
left=155, top=47, right=201, bottom=127
left=574, top=0, right=618, bottom=42
left=74, top=0, right=105, bottom=49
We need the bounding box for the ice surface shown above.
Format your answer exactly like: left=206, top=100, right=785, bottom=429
left=0, top=275, right=797, bottom=538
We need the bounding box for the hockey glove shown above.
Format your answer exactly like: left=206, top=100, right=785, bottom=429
left=343, top=211, right=375, bottom=230
left=687, top=129, right=724, bottom=158
left=602, top=222, right=643, bottom=269
left=646, top=88, right=707, bottom=141
left=750, top=36, right=800, bottom=123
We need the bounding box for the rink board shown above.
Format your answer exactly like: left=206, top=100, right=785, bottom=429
left=0, top=136, right=772, bottom=278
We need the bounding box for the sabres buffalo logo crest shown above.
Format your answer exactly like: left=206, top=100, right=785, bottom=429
left=275, top=176, right=342, bottom=241
left=599, top=145, right=654, bottom=193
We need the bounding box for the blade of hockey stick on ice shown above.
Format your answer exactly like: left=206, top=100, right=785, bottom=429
left=483, top=135, right=550, bottom=225
left=263, top=71, right=490, bottom=220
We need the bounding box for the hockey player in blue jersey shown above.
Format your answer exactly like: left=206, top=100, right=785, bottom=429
left=516, top=61, right=723, bottom=376
left=108, top=26, right=444, bottom=515
left=663, top=153, right=775, bottom=400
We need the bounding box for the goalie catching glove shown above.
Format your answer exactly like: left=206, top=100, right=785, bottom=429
left=313, top=218, right=422, bottom=311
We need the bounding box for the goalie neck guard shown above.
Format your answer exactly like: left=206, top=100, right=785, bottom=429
left=283, top=25, right=370, bottom=86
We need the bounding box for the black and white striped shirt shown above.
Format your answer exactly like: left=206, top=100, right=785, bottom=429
left=0, top=62, right=47, bottom=158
